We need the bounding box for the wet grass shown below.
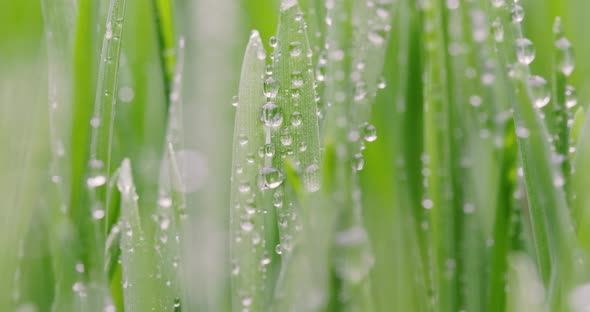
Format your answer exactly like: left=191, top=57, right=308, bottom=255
left=2, top=0, right=590, bottom=311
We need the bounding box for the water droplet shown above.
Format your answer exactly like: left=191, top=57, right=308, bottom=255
left=289, top=41, right=302, bottom=56
left=92, top=209, right=105, bottom=220
left=231, top=95, right=239, bottom=107
left=511, top=4, right=524, bottom=23
left=158, top=196, right=172, bottom=208
left=241, top=220, right=254, bottom=232
left=260, top=167, right=285, bottom=189
left=368, top=30, right=386, bottom=45
left=515, top=38, right=535, bottom=65
left=90, top=117, right=101, bottom=128
left=352, top=153, right=365, bottom=171
left=252, top=232, right=261, bottom=245
left=291, top=111, right=302, bottom=126
left=118, top=86, right=134, bottom=103
left=299, top=141, right=307, bottom=152
left=555, top=37, right=575, bottom=76
left=422, top=198, right=433, bottom=209
left=363, top=124, right=377, bottom=142
left=492, top=18, right=504, bottom=42
left=377, top=76, right=386, bottom=89
left=242, top=296, right=253, bottom=307
left=304, top=164, right=321, bottom=192
left=239, top=182, right=251, bottom=193
left=273, top=190, right=283, bottom=208
left=160, top=218, right=170, bottom=230
left=275, top=244, right=283, bottom=255
left=269, top=36, right=278, bottom=48
left=87, top=175, right=107, bottom=188
left=75, top=262, right=85, bottom=273
left=244, top=203, right=256, bottom=215
left=264, top=77, right=279, bottom=99
left=263, top=144, right=275, bottom=157
left=105, top=22, right=113, bottom=40
left=516, top=126, right=530, bottom=138
left=280, top=131, right=293, bottom=146
left=231, top=261, right=240, bottom=276
left=490, top=0, right=504, bottom=8
left=239, top=135, right=249, bottom=146
left=528, top=75, right=550, bottom=108
left=260, top=102, right=283, bottom=127
left=566, top=85, right=578, bottom=108
left=291, top=71, right=304, bottom=89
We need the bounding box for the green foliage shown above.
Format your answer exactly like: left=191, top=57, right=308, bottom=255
left=4, top=0, right=590, bottom=311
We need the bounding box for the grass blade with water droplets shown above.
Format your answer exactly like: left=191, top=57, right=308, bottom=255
left=229, top=30, right=268, bottom=312
left=118, top=159, right=161, bottom=311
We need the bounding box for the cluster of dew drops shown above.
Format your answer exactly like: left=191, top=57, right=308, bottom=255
left=494, top=0, right=577, bottom=189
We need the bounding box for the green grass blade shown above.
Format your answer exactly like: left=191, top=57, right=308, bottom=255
left=486, top=121, right=517, bottom=312
left=118, top=159, right=161, bottom=311
left=551, top=17, right=574, bottom=203
left=229, top=30, right=268, bottom=312
left=271, top=4, right=323, bottom=306
left=272, top=0, right=321, bottom=197
left=420, top=0, right=457, bottom=309
left=494, top=4, right=583, bottom=307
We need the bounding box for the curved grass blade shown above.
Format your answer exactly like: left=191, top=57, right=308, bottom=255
left=420, top=0, right=457, bottom=309
left=492, top=3, right=584, bottom=308
left=118, top=159, right=161, bottom=311
left=151, top=0, right=177, bottom=109
left=229, top=30, right=268, bottom=312
left=153, top=38, right=187, bottom=310
left=81, top=0, right=127, bottom=291
left=486, top=121, right=517, bottom=312
left=551, top=17, right=575, bottom=203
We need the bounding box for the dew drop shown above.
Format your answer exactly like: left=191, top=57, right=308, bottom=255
left=269, top=36, right=278, bottom=48
left=239, top=135, right=249, bottom=146
left=377, top=76, right=387, bottom=89
left=490, top=0, right=504, bottom=8
left=263, top=144, right=275, bottom=157
left=352, top=153, right=365, bottom=171
left=260, top=167, right=285, bottom=189
left=275, top=244, right=283, bottom=254
left=280, top=132, right=293, bottom=146
left=92, top=209, right=105, bottom=220
left=264, top=77, right=279, bottom=99
left=241, top=220, right=254, bottom=232
left=555, top=37, right=575, bottom=76
left=492, top=18, right=504, bottom=42
left=291, top=111, right=302, bottom=126
left=260, top=102, right=283, bottom=127
left=239, top=182, right=251, bottom=193
left=242, top=297, right=253, bottom=307
left=528, top=75, right=550, bottom=108
left=87, top=175, right=107, bottom=188
left=291, top=71, right=304, bottom=89
left=566, top=85, right=578, bottom=108
left=363, top=124, right=377, bottom=142
left=118, top=86, right=135, bottom=103
left=422, top=198, right=434, bottom=209
left=511, top=4, right=524, bottom=23
left=515, top=38, right=535, bottom=65
left=231, top=95, right=239, bottom=107
left=289, top=41, right=302, bottom=56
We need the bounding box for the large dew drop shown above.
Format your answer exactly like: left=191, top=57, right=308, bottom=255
left=528, top=75, right=550, bottom=108
left=515, top=38, right=535, bottom=65
left=260, top=102, right=283, bottom=127
left=259, top=167, right=285, bottom=190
